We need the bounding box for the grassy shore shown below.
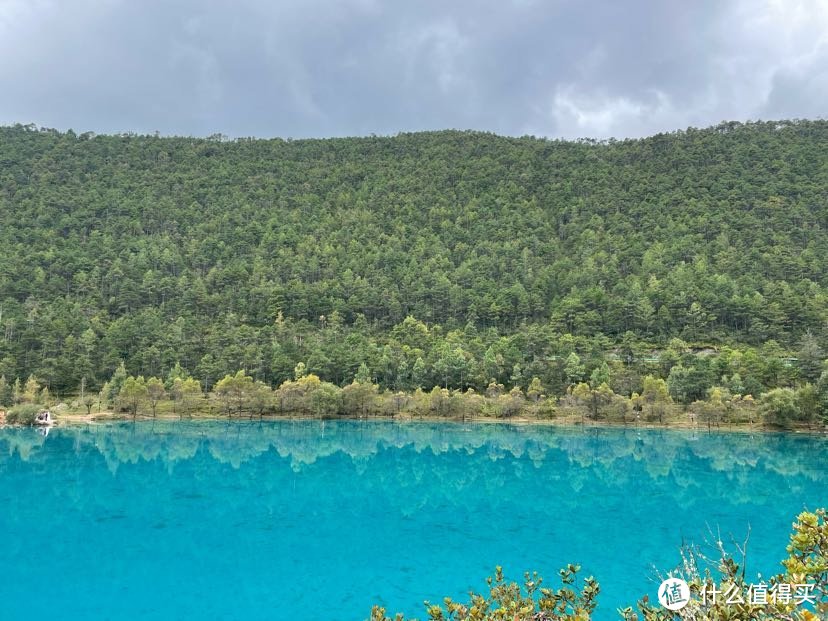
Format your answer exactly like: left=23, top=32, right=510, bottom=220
left=38, top=406, right=827, bottom=434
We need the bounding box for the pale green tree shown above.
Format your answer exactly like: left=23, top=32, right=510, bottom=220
left=107, top=362, right=129, bottom=404
left=165, top=361, right=189, bottom=391
left=213, top=370, right=255, bottom=416
left=564, top=352, right=584, bottom=386
left=309, top=382, right=341, bottom=417
left=175, top=377, right=202, bottom=418
left=118, top=376, right=148, bottom=417
left=248, top=380, right=274, bottom=418
left=527, top=377, right=544, bottom=402
left=572, top=382, right=614, bottom=420
left=342, top=380, right=378, bottom=417
left=146, top=377, right=166, bottom=417
left=589, top=362, right=611, bottom=388
left=355, top=362, right=371, bottom=384
left=12, top=378, right=22, bottom=404
left=641, top=375, right=672, bottom=423
left=760, top=387, right=800, bottom=428
left=22, top=374, right=41, bottom=403
left=411, top=357, right=427, bottom=389
left=0, top=375, right=10, bottom=407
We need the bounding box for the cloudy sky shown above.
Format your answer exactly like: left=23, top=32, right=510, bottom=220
left=0, top=0, right=826, bottom=139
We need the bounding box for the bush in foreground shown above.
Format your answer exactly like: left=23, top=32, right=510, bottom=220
left=370, top=509, right=826, bottom=620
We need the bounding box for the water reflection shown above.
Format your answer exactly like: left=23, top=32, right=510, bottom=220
left=1, top=420, right=825, bottom=620
left=2, top=421, right=825, bottom=507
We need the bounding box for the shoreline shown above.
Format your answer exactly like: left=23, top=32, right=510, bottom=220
left=27, top=410, right=827, bottom=435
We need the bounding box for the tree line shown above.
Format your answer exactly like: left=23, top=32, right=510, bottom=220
left=3, top=341, right=826, bottom=428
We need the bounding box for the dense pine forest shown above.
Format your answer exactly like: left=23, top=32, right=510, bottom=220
left=1, top=120, right=827, bottom=415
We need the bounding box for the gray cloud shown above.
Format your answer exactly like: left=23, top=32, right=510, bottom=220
left=0, top=0, right=825, bottom=139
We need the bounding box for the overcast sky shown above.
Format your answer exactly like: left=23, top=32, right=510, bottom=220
left=0, top=0, right=825, bottom=139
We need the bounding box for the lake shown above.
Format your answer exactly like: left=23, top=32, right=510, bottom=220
left=0, top=421, right=825, bottom=620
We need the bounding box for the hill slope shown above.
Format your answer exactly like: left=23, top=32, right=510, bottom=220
left=0, top=120, right=826, bottom=395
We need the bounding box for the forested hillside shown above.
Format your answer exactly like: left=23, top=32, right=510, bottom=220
left=1, top=120, right=827, bottom=400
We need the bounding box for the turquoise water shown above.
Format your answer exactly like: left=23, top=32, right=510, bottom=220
left=0, top=421, right=825, bottom=620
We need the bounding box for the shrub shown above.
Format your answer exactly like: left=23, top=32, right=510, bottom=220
left=760, top=388, right=800, bottom=428
left=370, top=509, right=827, bottom=620
left=309, top=382, right=341, bottom=417
left=370, top=564, right=599, bottom=621
left=633, top=508, right=827, bottom=620
left=5, top=403, right=43, bottom=426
